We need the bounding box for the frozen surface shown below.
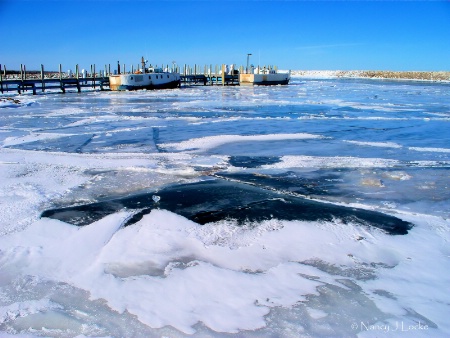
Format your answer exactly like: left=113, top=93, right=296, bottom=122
left=0, top=78, right=449, bottom=337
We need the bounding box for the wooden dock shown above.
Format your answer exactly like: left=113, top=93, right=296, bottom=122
left=0, top=64, right=110, bottom=95
left=181, top=74, right=239, bottom=86
left=0, top=63, right=266, bottom=95
left=1, top=77, right=110, bottom=95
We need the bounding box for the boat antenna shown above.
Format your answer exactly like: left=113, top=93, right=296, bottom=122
left=141, top=57, right=146, bottom=72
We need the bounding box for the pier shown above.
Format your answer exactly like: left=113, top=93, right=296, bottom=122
left=0, top=62, right=253, bottom=95
left=0, top=64, right=109, bottom=95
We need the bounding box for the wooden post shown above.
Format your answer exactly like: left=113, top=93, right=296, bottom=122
left=203, top=65, right=207, bottom=85
left=0, top=64, right=3, bottom=94
left=222, top=64, right=226, bottom=86
left=41, top=64, right=45, bottom=92
left=209, top=64, right=212, bottom=85
left=17, top=64, right=23, bottom=94
left=93, top=64, right=96, bottom=89
left=3, top=65, right=7, bottom=91
left=90, top=65, right=93, bottom=86
left=76, top=64, right=81, bottom=92
left=58, top=64, right=65, bottom=93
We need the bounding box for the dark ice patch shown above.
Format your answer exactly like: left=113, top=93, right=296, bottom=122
left=228, top=156, right=282, bottom=168
left=41, top=179, right=412, bottom=235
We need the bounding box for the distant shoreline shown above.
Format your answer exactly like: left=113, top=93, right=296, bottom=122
left=3, top=69, right=449, bottom=83
left=290, top=70, right=450, bottom=82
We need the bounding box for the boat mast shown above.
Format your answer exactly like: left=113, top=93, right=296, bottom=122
left=141, top=57, right=146, bottom=73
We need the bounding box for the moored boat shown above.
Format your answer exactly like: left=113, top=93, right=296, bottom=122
left=109, top=57, right=180, bottom=91
left=239, top=66, right=290, bottom=86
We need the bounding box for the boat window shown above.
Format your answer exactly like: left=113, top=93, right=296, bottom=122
left=130, top=76, right=133, bottom=80
left=167, top=75, right=169, bottom=78
left=149, top=76, right=151, bottom=79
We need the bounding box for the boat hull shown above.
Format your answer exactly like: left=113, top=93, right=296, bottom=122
left=239, top=73, right=290, bottom=86
left=109, top=73, right=181, bottom=91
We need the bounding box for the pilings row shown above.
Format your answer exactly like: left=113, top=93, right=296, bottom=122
left=0, top=62, right=278, bottom=94
left=0, top=63, right=112, bottom=94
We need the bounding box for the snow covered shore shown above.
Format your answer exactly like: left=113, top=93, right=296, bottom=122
left=291, top=70, right=450, bottom=82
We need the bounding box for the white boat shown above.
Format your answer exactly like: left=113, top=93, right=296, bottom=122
left=239, top=66, right=290, bottom=86
left=109, top=58, right=180, bottom=91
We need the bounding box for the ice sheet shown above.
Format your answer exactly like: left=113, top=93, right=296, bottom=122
left=1, top=78, right=449, bottom=336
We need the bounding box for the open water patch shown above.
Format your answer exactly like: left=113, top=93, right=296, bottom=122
left=228, top=156, right=282, bottom=168
left=41, top=179, right=412, bottom=235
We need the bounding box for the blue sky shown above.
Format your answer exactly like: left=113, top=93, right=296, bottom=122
left=1, top=0, right=449, bottom=71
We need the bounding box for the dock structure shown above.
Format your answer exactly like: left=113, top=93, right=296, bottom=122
left=0, top=62, right=276, bottom=95
left=180, top=74, right=239, bottom=86
left=2, top=76, right=111, bottom=95
left=180, top=64, right=239, bottom=86
left=0, top=64, right=110, bottom=95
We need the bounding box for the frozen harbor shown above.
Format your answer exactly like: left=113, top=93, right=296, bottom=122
left=0, top=77, right=449, bottom=337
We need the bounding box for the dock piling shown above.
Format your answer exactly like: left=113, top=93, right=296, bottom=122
left=222, top=64, right=225, bottom=86
left=41, top=64, right=45, bottom=92
left=76, top=64, right=80, bottom=92
left=59, top=64, right=65, bottom=93
left=93, top=64, right=96, bottom=89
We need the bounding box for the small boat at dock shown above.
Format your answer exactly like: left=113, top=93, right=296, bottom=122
left=109, top=57, right=181, bottom=91
left=239, top=66, right=290, bottom=86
